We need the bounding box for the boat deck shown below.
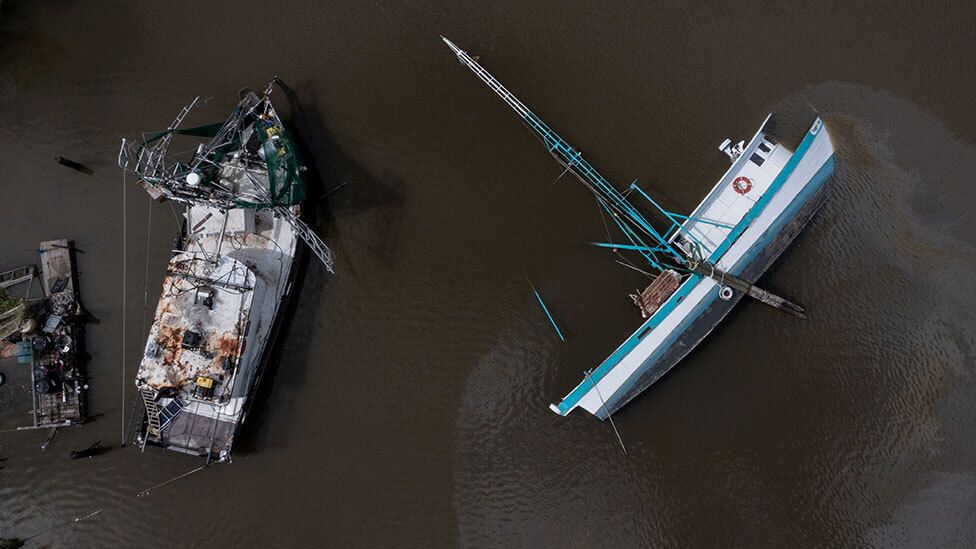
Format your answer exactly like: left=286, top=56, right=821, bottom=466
left=138, top=205, right=298, bottom=457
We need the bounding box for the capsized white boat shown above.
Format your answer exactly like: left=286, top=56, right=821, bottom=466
left=442, top=37, right=835, bottom=420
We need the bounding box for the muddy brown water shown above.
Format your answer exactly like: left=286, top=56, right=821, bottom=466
left=1, top=1, right=975, bottom=546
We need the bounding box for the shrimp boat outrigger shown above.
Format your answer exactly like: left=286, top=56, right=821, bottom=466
left=119, top=79, right=334, bottom=462
left=442, top=38, right=836, bottom=420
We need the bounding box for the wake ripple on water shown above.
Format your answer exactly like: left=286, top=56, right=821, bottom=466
left=452, top=81, right=976, bottom=546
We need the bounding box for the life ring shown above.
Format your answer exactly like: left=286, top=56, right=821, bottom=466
left=719, top=286, right=734, bottom=301
left=732, top=176, right=753, bottom=195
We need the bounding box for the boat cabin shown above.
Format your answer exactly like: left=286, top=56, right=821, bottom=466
left=670, top=114, right=791, bottom=260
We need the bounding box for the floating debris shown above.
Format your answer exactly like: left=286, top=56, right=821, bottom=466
left=55, top=157, right=94, bottom=175
left=70, top=441, right=105, bottom=459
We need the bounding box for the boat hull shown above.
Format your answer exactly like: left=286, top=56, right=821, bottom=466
left=551, top=116, right=836, bottom=419
left=600, top=165, right=833, bottom=418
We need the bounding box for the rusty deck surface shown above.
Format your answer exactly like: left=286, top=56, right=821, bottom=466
left=136, top=204, right=300, bottom=458
left=138, top=253, right=254, bottom=397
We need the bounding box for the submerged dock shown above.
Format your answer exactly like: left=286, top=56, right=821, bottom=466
left=0, top=239, right=89, bottom=431
left=28, top=240, right=88, bottom=428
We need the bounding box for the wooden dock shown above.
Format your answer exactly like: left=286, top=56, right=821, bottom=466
left=38, top=239, right=77, bottom=298
left=24, top=239, right=88, bottom=429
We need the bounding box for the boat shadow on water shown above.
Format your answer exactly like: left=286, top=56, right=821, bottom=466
left=235, top=80, right=409, bottom=456
left=232, top=79, right=337, bottom=457
left=233, top=77, right=406, bottom=455
left=275, top=79, right=407, bottom=268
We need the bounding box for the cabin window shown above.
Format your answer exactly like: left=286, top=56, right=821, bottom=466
left=637, top=325, right=652, bottom=340
left=750, top=153, right=765, bottom=166
left=758, top=142, right=771, bottom=153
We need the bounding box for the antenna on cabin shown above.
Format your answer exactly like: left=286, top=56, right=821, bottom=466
left=718, top=139, right=745, bottom=163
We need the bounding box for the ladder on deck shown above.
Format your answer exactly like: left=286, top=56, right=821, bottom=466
left=272, top=204, right=335, bottom=272
left=124, top=97, right=201, bottom=178
left=0, top=265, right=34, bottom=289
left=140, top=387, right=163, bottom=437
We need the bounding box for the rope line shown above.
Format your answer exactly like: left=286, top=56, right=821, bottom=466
left=141, top=198, right=152, bottom=340
left=137, top=463, right=209, bottom=497
left=585, top=370, right=627, bottom=454
left=168, top=201, right=181, bottom=230
left=120, top=171, right=127, bottom=447
left=594, top=195, right=643, bottom=294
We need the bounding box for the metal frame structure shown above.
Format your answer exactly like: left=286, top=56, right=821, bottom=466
left=441, top=37, right=808, bottom=319
left=118, top=79, right=335, bottom=272
left=442, top=37, right=695, bottom=273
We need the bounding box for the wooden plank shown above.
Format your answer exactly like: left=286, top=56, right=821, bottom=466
left=632, top=270, right=681, bottom=318
left=38, top=239, right=74, bottom=297
left=690, top=261, right=806, bottom=319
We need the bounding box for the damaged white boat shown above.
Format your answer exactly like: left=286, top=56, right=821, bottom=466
left=442, top=37, right=835, bottom=420
left=119, top=79, right=333, bottom=461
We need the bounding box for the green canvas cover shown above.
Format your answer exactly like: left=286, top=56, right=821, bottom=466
left=237, top=119, right=306, bottom=207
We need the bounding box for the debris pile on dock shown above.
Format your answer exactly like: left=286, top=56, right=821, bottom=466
left=0, top=239, right=89, bottom=430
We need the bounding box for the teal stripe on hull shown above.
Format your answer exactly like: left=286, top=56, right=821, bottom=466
left=554, top=274, right=704, bottom=415
left=556, top=121, right=831, bottom=416
left=598, top=153, right=836, bottom=416
left=708, top=120, right=823, bottom=263
left=729, top=155, right=835, bottom=276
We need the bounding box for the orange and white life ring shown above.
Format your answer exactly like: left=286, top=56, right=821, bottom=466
left=732, top=176, right=753, bottom=194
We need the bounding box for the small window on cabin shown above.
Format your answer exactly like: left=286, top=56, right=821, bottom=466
left=758, top=142, right=771, bottom=153
left=750, top=153, right=765, bottom=166
left=637, top=326, right=652, bottom=340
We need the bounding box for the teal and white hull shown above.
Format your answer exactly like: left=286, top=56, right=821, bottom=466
left=441, top=37, right=836, bottom=421
left=551, top=118, right=835, bottom=418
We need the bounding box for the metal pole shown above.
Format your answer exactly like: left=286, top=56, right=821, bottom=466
left=121, top=167, right=127, bottom=447
left=585, top=371, right=626, bottom=454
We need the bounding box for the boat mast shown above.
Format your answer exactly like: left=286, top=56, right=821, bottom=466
left=441, top=36, right=685, bottom=271
left=442, top=37, right=808, bottom=318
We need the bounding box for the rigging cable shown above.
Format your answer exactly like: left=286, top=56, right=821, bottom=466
left=594, top=195, right=644, bottom=295
left=120, top=171, right=127, bottom=447
left=584, top=370, right=627, bottom=454
left=142, top=198, right=153, bottom=340
left=168, top=201, right=181, bottom=231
